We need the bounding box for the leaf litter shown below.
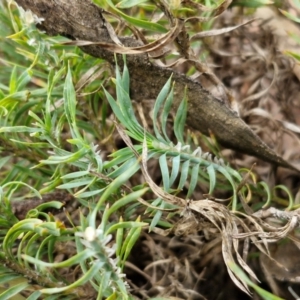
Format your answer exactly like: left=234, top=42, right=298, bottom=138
left=116, top=4, right=300, bottom=300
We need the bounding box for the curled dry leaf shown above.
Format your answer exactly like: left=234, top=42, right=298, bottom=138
left=188, top=199, right=257, bottom=295
left=101, top=12, right=123, bottom=46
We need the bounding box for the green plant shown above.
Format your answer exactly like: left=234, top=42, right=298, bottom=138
left=0, top=1, right=299, bottom=299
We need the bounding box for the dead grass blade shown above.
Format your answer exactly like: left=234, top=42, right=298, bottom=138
left=188, top=200, right=252, bottom=294
left=234, top=212, right=270, bottom=256
left=62, top=18, right=183, bottom=55
left=190, top=19, right=256, bottom=41
left=75, top=64, right=110, bottom=92
left=243, top=61, right=279, bottom=103
left=281, top=121, right=300, bottom=134
left=221, top=223, right=251, bottom=295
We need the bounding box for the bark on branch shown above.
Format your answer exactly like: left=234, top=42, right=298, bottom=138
left=14, top=0, right=298, bottom=171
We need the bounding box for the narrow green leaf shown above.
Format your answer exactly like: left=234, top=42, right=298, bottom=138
left=229, top=263, right=284, bottom=300
left=109, top=144, right=138, bottom=158
left=149, top=205, right=163, bottom=230
left=0, top=126, right=41, bottom=133
left=76, top=189, right=104, bottom=198
left=14, top=101, right=40, bottom=127
left=64, top=63, right=81, bottom=139
left=279, top=8, right=300, bottom=23
left=16, top=69, right=32, bottom=91
left=226, top=167, right=242, bottom=182
left=91, top=160, right=140, bottom=228
left=161, top=84, right=175, bottom=143
left=0, top=274, right=22, bottom=285
left=178, top=159, right=190, bottom=190
left=9, top=65, right=17, bottom=94
left=64, top=63, right=77, bottom=124
left=106, top=221, right=147, bottom=235
left=0, top=282, right=29, bottom=300
left=116, top=0, right=148, bottom=9
left=35, top=202, right=65, bottom=213
left=3, top=219, right=43, bottom=255
left=153, top=75, right=173, bottom=141
left=95, top=0, right=167, bottom=33
left=103, top=88, right=127, bottom=126
left=60, top=170, right=90, bottom=179
left=104, top=150, right=135, bottom=170
left=145, top=197, right=161, bottom=214
left=2, top=181, right=41, bottom=198
left=40, top=147, right=88, bottom=164
left=46, top=66, right=65, bottom=127
left=284, top=50, right=300, bottom=61
left=0, top=89, right=47, bottom=106
left=106, top=292, right=118, bottom=300
left=26, top=291, right=42, bottom=300
left=159, top=153, right=170, bottom=191
left=174, top=89, right=188, bottom=143
left=106, top=188, right=148, bottom=216
left=39, top=177, right=62, bottom=194
left=121, top=55, right=130, bottom=94
left=40, top=260, right=105, bottom=294
left=187, top=162, right=199, bottom=198
left=232, top=0, right=274, bottom=8
left=207, top=164, right=216, bottom=194
left=114, top=69, right=142, bottom=136
left=37, top=222, right=61, bottom=236
left=57, top=179, right=93, bottom=189
left=108, top=156, right=138, bottom=179
left=66, top=138, right=85, bottom=146
left=22, top=248, right=95, bottom=268
left=120, top=218, right=143, bottom=266
left=5, top=140, right=48, bottom=148
left=97, top=270, right=112, bottom=299
left=0, top=156, right=11, bottom=170
left=70, top=176, right=95, bottom=194
left=0, top=105, right=8, bottom=116
left=169, top=155, right=180, bottom=186
left=217, top=166, right=237, bottom=210
left=259, top=181, right=271, bottom=209
left=274, top=184, right=294, bottom=211
left=28, top=109, right=44, bottom=126
left=123, top=225, right=142, bottom=262
left=116, top=217, right=124, bottom=257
